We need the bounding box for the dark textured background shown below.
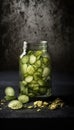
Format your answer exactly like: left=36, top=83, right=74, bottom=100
left=0, top=0, right=74, bottom=71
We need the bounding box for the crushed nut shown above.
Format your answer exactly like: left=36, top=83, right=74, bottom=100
left=27, top=106, right=33, bottom=109
left=43, top=101, right=48, bottom=106
left=48, top=98, right=64, bottom=110
left=34, top=101, right=43, bottom=108
left=37, top=108, right=41, bottom=112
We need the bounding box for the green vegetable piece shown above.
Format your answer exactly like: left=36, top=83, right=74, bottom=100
left=28, top=93, right=35, bottom=98
left=5, top=87, right=15, bottom=97
left=28, top=51, right=33, bottom=55
left=21, top=64, right=27, bottom=74
left=25, top=76, right=33, bottom=83
left=21, top=55, right=29, bottom=64
left=18, top=95, right=29, bottom=103
left=35, top=60, right=41, bottom=68
left=38, top=79, right=45, bottom=86
left=42, top=67, right=50, bottom=77
left=33, top=72, right=41, bottom=81
left=20, top=85, right=28, bottom=95
left=33, top=65, right=37, bottom=71
left=33, top=85, right=39, bottom=92
left=29, top=55, right=36, bottom=64
left=21, top=81, right=27, bottom=86
left=8, top=100, right=23, bottom=109
left=42, top=57, right=50, bottom=65
left=35, top=50, right=43, bottom=59
left=27, top=65, right=35, bottom=75
left=5, top=96, right=16, bottom=101
left=39, top=87, right=47, bottom=94
left=38, top=68, right=43, bottom=73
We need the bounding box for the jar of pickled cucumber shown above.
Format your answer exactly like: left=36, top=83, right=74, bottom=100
left=19, top=41, right=52, bottom=100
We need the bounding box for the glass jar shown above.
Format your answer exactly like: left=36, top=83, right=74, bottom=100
left=19, top=41, right=52, bottom=100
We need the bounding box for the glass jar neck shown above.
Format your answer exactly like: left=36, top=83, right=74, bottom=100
left=39, top=41, right=48, bottom=51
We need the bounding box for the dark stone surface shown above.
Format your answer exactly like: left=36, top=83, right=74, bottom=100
left=0, top=71, right=74, bottom=121
left=0, top=0, right=74, bottom=71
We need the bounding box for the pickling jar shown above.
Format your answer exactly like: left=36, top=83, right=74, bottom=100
left=19, top=41, right=52, bottom=100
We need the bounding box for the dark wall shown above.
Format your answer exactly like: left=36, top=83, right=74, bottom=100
left=0, top=0, right=74, bottom=71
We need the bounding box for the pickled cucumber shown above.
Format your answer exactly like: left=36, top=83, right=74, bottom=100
left=21, top=55, right=29, bottom=64
left=25, top=76, right=33, bottom=83
left=29, top=55, right=36, bottom=64
left=18, top=95, right=29, bottom=103
left=8, top=100, right=23, bottom=109
left=5, top=95, right=16, bottom=101
left=19, top=49, right=51, bottom=98
left=5, top=87, right=15, bottom=97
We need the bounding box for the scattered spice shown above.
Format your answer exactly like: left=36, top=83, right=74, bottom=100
left=34, top=101, right=43, bottom=108
left=27, top=106, right=33, bottom=109
left=37, top=108, right=41, bottom=112
left=48, top=98, right=64, bottom=110
left=26, top=98, right=64, bottom=111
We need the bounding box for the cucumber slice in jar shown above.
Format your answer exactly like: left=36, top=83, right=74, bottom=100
left=21, top=55, right=29, bottom=64
left=37, top=68, right=43, bottom=73
left=18, top=95, right=29, bottom=103
left=35, top=60, right=41, bottom=68
left=8, top=100, right=23, bottom=109
left=28, top=92, right=35, bottom=98
left=21, top=64, right=27, bottom=74
left=27, top=65, right=35, bottom=75
left=35, top=50, right=43, bottom=60
left=28, top=51, right=33, bottom=55
left=25, top=76, right=33, bottom=83
left=21, top=80, right=27, bottom=86
left=42, top=57, right=50, bottom=65
left=20, top=85, right=28, bottom=95
left=42, top=67, right=50, bottom=77
left=33, top=85, right=39, bottom=92
left=29, top=55, right=36, bottom=64
left=33, top=72, right=41, bottom=81
left=38, top=79, right=45, bottom=86
left=39, top=87, right=47, bottom=95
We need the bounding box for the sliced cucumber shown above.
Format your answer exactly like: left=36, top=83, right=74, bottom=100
left=37, top=68, right=43, bottom=73
left=27, top=65, right=35, bottom=75
left=33, top=85, right=39, bottom=92
left=29, top=55, right=36, bottom=64
left=18, top=95, right=29, bottom=103
left=25, top=76, right=33, bottom=83
left=5, top=95, right=16, bottom=101
left=33, top=72, right=41, bottom=81
left=20, top=85, right=28, bottom=95
left=21, top=55, right=29, bottom=64
left=21, top=80, right=27, bottom=86
left=28, top=93, right=35, bottom=98
left=38, top=79, right=45, bottom=86
left=39, top=87, right=47, bottom=95
left=8, top=100, right=23, bottom=109
left=35, top=50, right=43, bottom=60
left=42, top=67, right=50, bottom=77
left=5, top=87, right=15, bottom=97
left=42, top=57, right=49, bottom=65
left=35, top=60, right=41, bottom=68
left=21, top=64, right=27, bottom=74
